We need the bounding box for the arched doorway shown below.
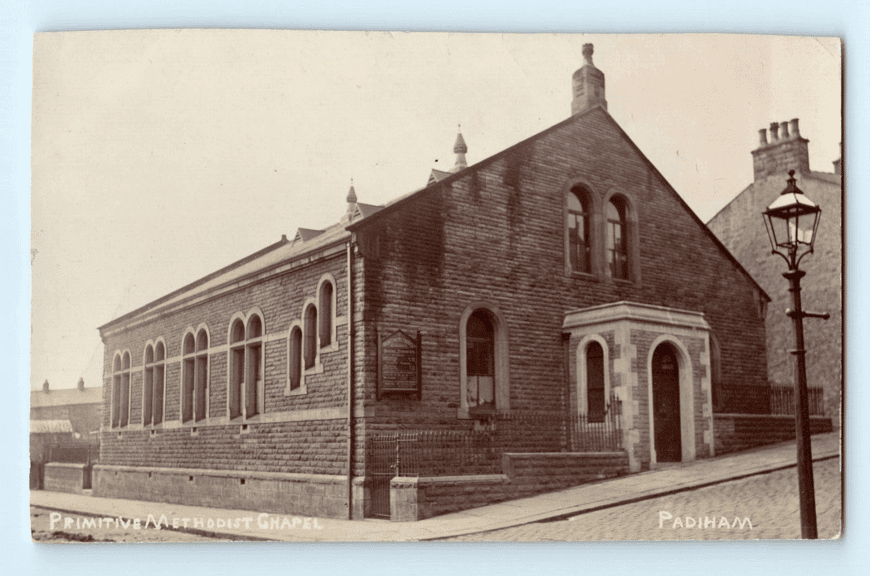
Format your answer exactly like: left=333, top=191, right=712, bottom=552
left=652, top=343, right=682, bottom=462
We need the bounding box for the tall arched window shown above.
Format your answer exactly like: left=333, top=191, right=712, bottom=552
left=606, top=198, right=629, bottom=280
left=568, top=186, right=592, bottom=274
left=319, top=280, right=334, bottom=348
left=304, top=304, right=317, bottom=369
left=228, top=313, right=264, bottom=420
left=111, top=353, right=122, bottom=428
left=289, top=325, right=303, bottom=392
left=144, top=342, right=165, bottom=425
left=113, top=351, right=132, bottom=428
left=586, top=341, right=605, bottom=422
left=466, top=309, right=495, bottom=412
left=182, top=329, right=209, bottom=422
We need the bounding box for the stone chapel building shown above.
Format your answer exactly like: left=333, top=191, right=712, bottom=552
left=95, top=45, right=811, bottom=521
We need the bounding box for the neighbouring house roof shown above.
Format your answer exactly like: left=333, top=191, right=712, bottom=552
left=30, top=419, right=74, bottom=434
left=31, top=387, right=102, bottom=408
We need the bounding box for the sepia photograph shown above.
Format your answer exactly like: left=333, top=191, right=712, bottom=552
left=29, top=30, right=842, bottom=544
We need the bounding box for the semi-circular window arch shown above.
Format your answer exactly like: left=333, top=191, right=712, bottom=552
left=576, top=334, right=611, bottom=422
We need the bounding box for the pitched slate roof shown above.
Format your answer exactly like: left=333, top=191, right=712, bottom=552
left=30, top=419, right=74, bottom=434
left=31, top=387, right=102, bottom=408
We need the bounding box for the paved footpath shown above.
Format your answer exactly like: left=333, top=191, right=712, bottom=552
left=31, top=432, right=840, bottom=542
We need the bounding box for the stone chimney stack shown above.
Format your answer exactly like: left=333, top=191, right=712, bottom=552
left=571, top=43, right=607, bottom=115
left=751, top=118, right=810, bottom=181
left=833, top=142, right=842, bottom=175
left=78, top=377, right=85, bottom=391
left=43, top=379, right=49, bottom=393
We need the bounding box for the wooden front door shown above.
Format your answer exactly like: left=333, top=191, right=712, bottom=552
left=652, top=344, right=682, bottom=462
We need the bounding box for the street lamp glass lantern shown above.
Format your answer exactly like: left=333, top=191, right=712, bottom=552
left=762, top=170, right=821, bottom=267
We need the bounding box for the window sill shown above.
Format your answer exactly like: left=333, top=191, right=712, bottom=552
left=567, top=270, right=600, bottom=282
left=304, top=363, right=324, bottom=376
left=284, top=383, right=307, bottom=396
left=319, top=342, right=339, bottom=354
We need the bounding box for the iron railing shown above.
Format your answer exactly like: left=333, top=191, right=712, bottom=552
left=770, top=386, right=825, bottom=417
left=368, top=395, right=622, bottom=478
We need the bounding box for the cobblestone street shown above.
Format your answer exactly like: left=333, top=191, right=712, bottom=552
left=441, top=458, right=841, bottom=541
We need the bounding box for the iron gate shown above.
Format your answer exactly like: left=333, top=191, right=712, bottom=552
left=367, top=434, right=421, bottom=519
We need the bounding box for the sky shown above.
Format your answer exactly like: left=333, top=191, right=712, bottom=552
left=30, top=31, right=842, bottom=391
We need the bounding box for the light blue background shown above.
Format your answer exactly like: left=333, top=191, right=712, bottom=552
left=3, top=1, right=866, bottom=574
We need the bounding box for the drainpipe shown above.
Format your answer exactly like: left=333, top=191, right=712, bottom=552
left=345, top=238, right=355, bottom=520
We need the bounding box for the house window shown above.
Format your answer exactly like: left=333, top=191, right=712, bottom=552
left=289, top=325, right=303, bottom=391
left=112, top=351, right=131, bottom=428
left=182, top=329, right=209, bottom=422
left=304, top=304, right=317, bottom=369
left=466, top=309, right=495, bottom=412
left=606, top=198, right=629, bottom=280
left=143, top=342, right=165, bottom=425
left=568, top=186, right=592, bottom=274
left=586, top=341, right=605, bottom=422
left=228, top=313, right=264, bottom=420
left=318, top=280, right=334, bottom=348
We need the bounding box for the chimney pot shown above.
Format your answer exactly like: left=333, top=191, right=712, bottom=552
left=758, top=128, right=768, bottom=146
left=43, top=379, right=49, bottom=393
left=790, top=119, right=801, bottom=139
left=780, top=121, right=790, bottom=139
left=769, top=122, right=780, bottom=141
left=78, top=377, right=85, bottom=391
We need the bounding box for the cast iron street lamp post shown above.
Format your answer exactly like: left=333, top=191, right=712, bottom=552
left=762, top=170, right=828, bottom=539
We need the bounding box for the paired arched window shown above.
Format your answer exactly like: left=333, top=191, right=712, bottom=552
left=182, top=329, right=209, bottom=422
left=565, top=185, right=635, bottom=283
left=606, top=197, right=629, bottom=280
left=112, top=351, right=131, bottom=428
left=143, top=341, right=165, bottom=426
left=228, top=313, right=264, bottom=420
left=568, top=185, right=592, bottom=274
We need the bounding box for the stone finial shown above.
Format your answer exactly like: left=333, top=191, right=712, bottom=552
left=790, top=119, right=801, bottom=139
left=346, top=180, right=358, bottom=215
left=43, top=379, right=49, bottom=393
left=769, top=122, right=780, bottom=141
left=582, top=43, right=595, bottom=66
left=78, top=377, right=85, bottom=391
left=758, top=128, right=768, bottom=146
left=451, top=127, right=468, bottom=173
left=780, top=121, right=790, bottom=139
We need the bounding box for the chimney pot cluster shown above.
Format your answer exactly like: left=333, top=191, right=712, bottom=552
left=758, top=119, right=802, bottom=147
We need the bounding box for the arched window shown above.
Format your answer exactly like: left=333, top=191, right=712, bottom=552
left=304, top=304, right=317, bottom=369
left=228, top=313, right=264, bottom=420
left=182, top=329, right=209, bottom=422
left=111, top=354, right=122, bottom=428
left=318, top=280, right=334, bottom=348
left=289, top=325, right=303, bottom=392
left=113, top=351, right=132, bottom=428
left=144, top=342, right=165, bottom=425
left=586, top=342, right=605, bottom=422
left=606, top=197, right=629, bottom=280
left=568, top=186, right=592, bottom=274
left=466, top=309, right=496, bottom=413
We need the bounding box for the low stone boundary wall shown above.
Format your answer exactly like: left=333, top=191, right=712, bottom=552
left=391, top=451, right=629, bottom=521
left=713, top=413, right=833, bottom=456
left=93, top=465, right=348, bottom=519
left=44, top=462, right=90, bottom=494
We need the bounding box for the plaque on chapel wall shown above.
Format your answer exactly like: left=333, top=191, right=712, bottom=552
left=377, top=329, right=422, bottom=400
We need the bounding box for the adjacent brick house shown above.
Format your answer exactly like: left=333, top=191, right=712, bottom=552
left=94, top=45, right=781, bottom=520
left=707, top=123, right=843, bottom=426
